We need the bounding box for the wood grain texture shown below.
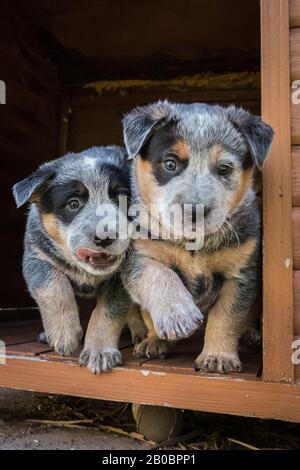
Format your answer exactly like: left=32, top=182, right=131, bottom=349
left=261, top=0, right=294, bottom=383
left=292, top=147, right=300, bottom=205
left=1, top=358, right=300, bottom=422
left=295, top=335, right=300, bottom=378
left=290, top=27, right=300, bottom=146
left=294, top=271, right=300, bottom=334
left=292, top=95, right=300, bottom=145
left=293, top=208, right=300, bottom=269
left=290, top=28, right=300, bottom=81
left=290, top=0, right=300, bottom=28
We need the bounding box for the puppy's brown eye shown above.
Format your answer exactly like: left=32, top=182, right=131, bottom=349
left=217, top=164, right=233, bottom=176
left=164, top=158, right=177, bottom=171
left=68, top=199, right=80, bottom=210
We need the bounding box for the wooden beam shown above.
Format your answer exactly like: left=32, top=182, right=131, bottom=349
left=0, top=358, right=300, bottom=423
left=261, top=0, right=294, bottom=383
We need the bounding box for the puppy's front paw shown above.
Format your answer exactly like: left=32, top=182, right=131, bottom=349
left=48, top=326, right=83, bottom=356
left=152, top=299, right=203, bottom=340
left=79, top=346, right=122, bottom=374
left=194, top=351, right=242, bottom=374
left=134, top=337, right=174, bottom=359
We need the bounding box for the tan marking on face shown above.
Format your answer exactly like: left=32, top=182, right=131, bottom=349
left=209, top=144, right=225, bottom=165
left=29, top=194, right=40, bottom=204
left=229, top=167, right=253, bottom=213
left=42, top=213, right=69, bottom=254
left=28, top=181, right=50, bottom=204
left=172, top=139, right=189, bottom=161
left=136, top=157, right=158, bottom=208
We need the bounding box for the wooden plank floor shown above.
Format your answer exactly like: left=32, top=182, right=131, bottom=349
left=0, top=320, right=262, bottom=379
left=2, top=320, right=300, bottom=423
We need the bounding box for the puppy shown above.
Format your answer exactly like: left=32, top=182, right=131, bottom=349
left=121, top=101, right=273, bottom=373
left=13, top=146, right=145, bottom=373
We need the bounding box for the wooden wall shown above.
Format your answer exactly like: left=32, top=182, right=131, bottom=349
left=65, top=74, right=260, bottom=153
left=290, top=0, right=300, bottom=378
left=0, top=1, right=60, bottom=310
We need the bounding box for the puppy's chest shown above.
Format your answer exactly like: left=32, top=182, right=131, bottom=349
left=135, top=238, right=256, bottom=309
left=71, top=280, right=102, bottom=298
left=66, top=268, right=108, bottom=298
left=173, top=266, right=224, bottom=311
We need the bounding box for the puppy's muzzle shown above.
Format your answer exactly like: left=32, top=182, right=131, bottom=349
left=76, top=247, right=117, bottom=267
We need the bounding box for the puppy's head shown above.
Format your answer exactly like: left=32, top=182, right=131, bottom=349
left=123, top=101, right=273, bottom=238
left=13, top=146, right=131, bottom=275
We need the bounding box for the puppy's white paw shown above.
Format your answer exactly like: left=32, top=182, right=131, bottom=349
left=79, top=346, right=122, bottom=374
left=48, top=326, right=83, bottom=356
left=194, top=351, right=242, bottom=374
left=152, top=296, right=203, bottom=340
left=134, top=337, right=174, bottom=359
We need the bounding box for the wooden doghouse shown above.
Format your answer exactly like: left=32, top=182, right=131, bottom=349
left=1, top=0, right=300, bottom=423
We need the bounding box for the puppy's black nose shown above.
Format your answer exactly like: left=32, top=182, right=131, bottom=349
left=92, top=234, right=114, bottom=248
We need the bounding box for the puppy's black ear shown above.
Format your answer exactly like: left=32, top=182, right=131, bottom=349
left=122, top=100, right=172, bottom=159
left=13, top=164, right=55, bottom=208
left=226, top=106, right=274, bottom=169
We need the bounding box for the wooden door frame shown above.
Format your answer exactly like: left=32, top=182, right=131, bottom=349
left=261, top=0, right=294, bottom=383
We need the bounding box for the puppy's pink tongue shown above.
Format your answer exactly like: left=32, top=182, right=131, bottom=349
left=76, top=247, right=114, bottom=266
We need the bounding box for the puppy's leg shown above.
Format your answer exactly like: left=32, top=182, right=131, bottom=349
left=134, top=309, right=176, bottom=359
left=123, top=258, right=203, bottom=340
left=80, top=282, right=129, bottom=374
left=194, top=275, right=256, bottom=373
left=127, top=304, right=148, bottom=345
left=25, top=258, right=82, bottom=356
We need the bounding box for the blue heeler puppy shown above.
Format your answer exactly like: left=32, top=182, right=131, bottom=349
left=121, top=101, right=273, bottom=373
left=13, top=146, right=146, bottom=374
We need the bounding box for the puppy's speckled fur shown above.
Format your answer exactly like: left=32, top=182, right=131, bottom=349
left=13, top=146, right=137, bottom=373
left=122, top=101, right=273, bottom=373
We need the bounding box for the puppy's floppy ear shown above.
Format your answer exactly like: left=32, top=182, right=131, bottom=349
left=122, top=100, right=172, bottom=159
left=226, top=106, right=274, bottom=169
left=13, top=164, right=55, bottom=208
